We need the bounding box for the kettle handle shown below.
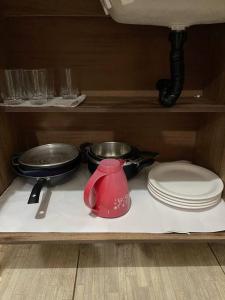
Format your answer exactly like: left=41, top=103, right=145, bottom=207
left=84, top=170, right=107, bottom=209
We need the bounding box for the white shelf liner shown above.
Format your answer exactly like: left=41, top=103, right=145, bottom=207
left=0, top=166, right=225, bottom=234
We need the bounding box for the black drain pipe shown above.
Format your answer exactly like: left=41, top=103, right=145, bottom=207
left=156, top=30, right=187, bottom=107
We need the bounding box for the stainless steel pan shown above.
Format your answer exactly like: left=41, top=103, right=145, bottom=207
left=18, top=143, right=80, bottom=169
left=12, top=144, right=81, bottom=204
left=12, top=143, right=81, bottom=205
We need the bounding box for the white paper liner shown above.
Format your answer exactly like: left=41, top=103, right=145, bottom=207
left=0, top=165, right=225, bottom=234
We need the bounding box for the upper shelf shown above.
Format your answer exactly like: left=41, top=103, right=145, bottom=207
left=0, top=96, right=225, bottom=113
left=1, top=0, right=105, bottom=17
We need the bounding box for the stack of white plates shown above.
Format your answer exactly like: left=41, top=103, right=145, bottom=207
left=147, top=162, right=224, bottom=210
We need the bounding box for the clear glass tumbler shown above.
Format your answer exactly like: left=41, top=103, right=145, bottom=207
left=0, top=69, right=24, bottom=105
left=22, top=69, right=48, bottom=105
left=46, top=69, right=55, bottom=99
left=59, top=68, right=79, bottom=99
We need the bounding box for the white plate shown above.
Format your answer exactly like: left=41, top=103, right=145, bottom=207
left=147, top=184, right=221, bottom=208
left=147, top=186, right=221, bottom=210
left=148, top=182, right=222, bottom=204
left=148, top=162, right=224, bottom=200
left=147, top=184, right=220, bottom=207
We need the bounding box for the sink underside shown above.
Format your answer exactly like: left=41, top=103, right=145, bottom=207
left=105, top=0, right=225, bottom=28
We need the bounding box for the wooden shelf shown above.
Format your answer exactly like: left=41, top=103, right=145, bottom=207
left=1, top=232, right=225, bottom=244
left=1, top=97, right=225, bottom=113
left=1, top=0, right=105, bottom=18
left=1, top=166, right=225, bottom=244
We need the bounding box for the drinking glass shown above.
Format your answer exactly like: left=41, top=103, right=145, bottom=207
left=46, top=69, right=55, bottom=99
left=22, top=69, right=48, bottom=105
left=59, top=68, right=79, bottom=99
left=0, top=69, right=24, bottom=105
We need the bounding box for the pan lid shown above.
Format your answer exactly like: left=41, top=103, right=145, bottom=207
left=18, top=143, right=79, bottom=168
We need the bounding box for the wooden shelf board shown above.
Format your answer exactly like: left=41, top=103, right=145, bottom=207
left=2, top=14, right=107, bottom=18
left=1, top=0, right=105, bottom=18
left=0, top=97, right=225, bottom=113
left=1, top=232, right=225, bottom=244
left=1, top=167, right=225, bottom=244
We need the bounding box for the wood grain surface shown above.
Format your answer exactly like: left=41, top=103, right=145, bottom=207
left=210, top=243, right=225, bottom=273
left=1, top=243, right=225, bottom=299
left=204, top=24, right=225, bottom=104
left=0, top=244, right=79, bottom=299
left=1, top=0, right=104, bottom=17
left=74, top=243, right=225, bottom=300
left=1, top=232, right=225, bottom=244
left=195, top=114, right=225, bottom=179
left=12, top=112, right=200, bottom=162
left=0, top=113, right=22, bottom=194
left=2, top=17, right=213, bottom=91
left=1, top=96, right=225, bottom=113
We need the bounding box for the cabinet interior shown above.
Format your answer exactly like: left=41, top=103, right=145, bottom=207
left=0, top=0, right=225, bottom=199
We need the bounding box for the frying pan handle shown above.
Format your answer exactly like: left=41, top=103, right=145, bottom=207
left=137, top=158, right=155, bottom=171
left=127, top=151, right=158, bottom=171
left=11, top=154, right=22, bottom=167
left=35, top=189, right=52, bottom=219
left=138, top=151, right=159, bottom=159
left=80, top=143, right=93, bottom=162
left=138, top=151, right=158, bottom=170
left=28, top=178, right=47, bottom=204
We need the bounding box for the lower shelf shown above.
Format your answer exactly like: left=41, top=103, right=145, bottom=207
left=1, top=232, right=225, bottom=244
left=0, top=165, right=225, bottom=244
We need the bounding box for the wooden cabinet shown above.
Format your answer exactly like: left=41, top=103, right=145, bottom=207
left=0, top=0, right=225, bottom=243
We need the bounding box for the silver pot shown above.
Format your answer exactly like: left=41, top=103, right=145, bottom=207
left=90, top=142, right=133, bottom=159
left=82, top=142, right=158, bottom=179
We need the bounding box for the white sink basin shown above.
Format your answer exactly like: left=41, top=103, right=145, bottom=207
left=102, top=0, right=225, bottom=28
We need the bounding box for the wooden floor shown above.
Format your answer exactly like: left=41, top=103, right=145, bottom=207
left=0, top=243, right=225, bottom=299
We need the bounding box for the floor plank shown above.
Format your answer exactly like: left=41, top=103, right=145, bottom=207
left=74, top=243, right=225, bottom=300
left=1, top=243, right=225, bottom=300
left=210, top=244, right=225, bottom=273
left=0, top=244, right=79, bottom=300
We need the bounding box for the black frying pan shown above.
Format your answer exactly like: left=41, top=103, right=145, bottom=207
left=12, top=144, right=81, bottom=204
left=12, top=163, right=80, bottom=204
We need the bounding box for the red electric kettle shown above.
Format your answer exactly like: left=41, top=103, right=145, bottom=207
left=84, top=159, right=131, bottom=218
